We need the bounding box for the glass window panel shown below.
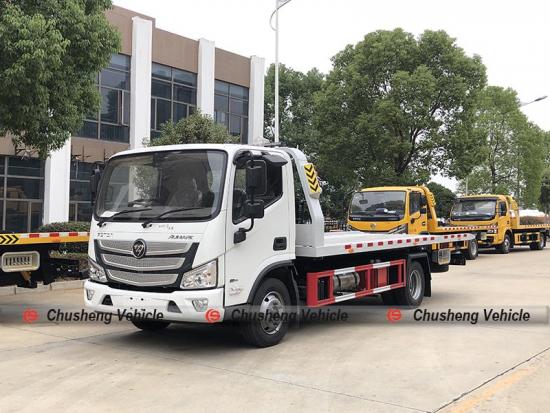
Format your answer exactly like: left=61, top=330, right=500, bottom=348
left=229, top=115, right=242, bottom=136
left=174, top=85, right=196, bottom=104
left=173, top=69, right=197, bottom=86
left=189, top=106, right=196, bottom=116
left=229, top=84, right=249, bottom=100
left=0, top=200, right=3, bottom=228
left=150, top=130, right=161, bottom=140
left=69, top=203, right=77, bottom=221
left=109, top=54, right=130, bottom=71
left=151, top=79, right=172, bottom=99
left=152, top=63, right=171, bottom=80
left=100, top=124, right=129, bottom=142
left=6, top=178, right=43, bottom=199
left=8, top=157, right=44, bottom=177
left=77, top=203, right=93, bottom=222
left=215, top=80, right=229, bottom=95
left=215, top=111, right=229, bottom=127
left=70, top=180, right=91, bottom=202
left=100, top=69, right=129, bottom=90
left=214, top=94, right=229, bottom=112
left=156, top=99, right=171, bottom=129
left=0, top=157, right=5, bottom=175
left=100, top=88, right=120, bottom=124
left=30, top=202, right=42, bottom=231
left=230, top=98, right=248, bottom=116
left=173, top=103, right=187, bottom=122
left=78, top=121, right=98, bottom=139
left=75, top=162, right=93, bottom=181
left=242, top=120, right=248, bottom=143
left=5, top=201, right=28, bottom=233
left=150, top=99, right=156, bottom=129
left=123, top=91, right=130, bottom=125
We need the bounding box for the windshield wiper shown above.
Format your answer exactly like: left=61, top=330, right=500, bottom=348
left=141, top=207, right=203, bottom=228
left=97, top=208, right=152, bottom=227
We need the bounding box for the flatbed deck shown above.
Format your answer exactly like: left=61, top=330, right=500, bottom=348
left=296, top=231, right=474, bottom=258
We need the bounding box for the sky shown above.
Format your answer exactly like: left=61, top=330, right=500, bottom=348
left=114, top=0, right=550, bottom=189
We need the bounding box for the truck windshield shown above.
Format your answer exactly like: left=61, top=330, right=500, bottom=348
left=349, top=191, right=406, bottom=221
left=95, top=150, right=227, bottom=222
left=451, top=199, right=496, bottom=221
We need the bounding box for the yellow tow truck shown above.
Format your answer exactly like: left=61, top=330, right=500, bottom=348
left=0, top=230, right=89, bottom=288
left=348, top=186, right=494, bottom=260
left=449, top=194, right=549, bottom=254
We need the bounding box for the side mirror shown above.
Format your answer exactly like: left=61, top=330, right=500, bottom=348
left=245, top=199, right=265, bottom=219
left=245, top=160, right=267, bottom=196
left=90, top=168, right=102, bottom=206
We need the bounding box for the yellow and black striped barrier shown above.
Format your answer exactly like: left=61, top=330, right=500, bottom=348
left=304, top=163, right=321, bottom=197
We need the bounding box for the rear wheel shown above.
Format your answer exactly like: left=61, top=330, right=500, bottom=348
left=394, top=261, right=425, bottom=307
left=131, top=320, right=171, bottom=331
left=530, top=233, right=546, bottom=250
left=240, top=278, right=290, bottom=347
left=465, top=239, right=479, bottom=260
left=497, top=233, right=512, bottom=254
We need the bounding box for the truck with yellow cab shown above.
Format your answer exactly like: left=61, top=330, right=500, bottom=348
left=449, top=194, right=550, bottom=254
left=348, top=186, right=494, bottom=260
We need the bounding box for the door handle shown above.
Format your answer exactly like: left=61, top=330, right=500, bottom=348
left=273, top=237, right=287, bottom=251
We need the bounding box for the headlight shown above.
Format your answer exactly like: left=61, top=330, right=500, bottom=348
left=88, top=258, right=107, bottom=283
left=181, top=260, right=217, bottom=289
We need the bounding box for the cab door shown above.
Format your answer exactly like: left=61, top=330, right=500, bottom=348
left=496, top=200, right=510, bottom=243
left=408, top=190, right=428, bottom=234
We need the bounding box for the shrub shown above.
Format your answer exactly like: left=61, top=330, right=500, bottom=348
left=37, top=221, right=90, bottom=253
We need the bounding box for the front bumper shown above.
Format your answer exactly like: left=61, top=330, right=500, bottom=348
left=84, top=280, right=224, bottom=323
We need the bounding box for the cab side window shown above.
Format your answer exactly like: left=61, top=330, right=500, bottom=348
left=409, top=192, right=421, bottom=215
left=232, top=161, right=283, bottom=223
left=499, top=202, right=508, bottom=216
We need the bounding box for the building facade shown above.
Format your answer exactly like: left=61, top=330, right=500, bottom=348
left=0, top=6, right=265, bottom=232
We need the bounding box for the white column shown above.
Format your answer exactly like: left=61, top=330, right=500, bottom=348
left=130, top=16, right=153, bottom=149
left=43, top=139, right=71, bottom=224
left=197, top=38, right=215, bottom=117
left=248, top=55, right=266, bottom=145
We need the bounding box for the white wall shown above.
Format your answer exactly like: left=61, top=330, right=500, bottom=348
left=43, top=140, right=71, bottom=224
left=197, top=38, right=215, bottom=117
left=248, top=55, right=265, bottom=145
left=129, top=16, right=153, bottom=149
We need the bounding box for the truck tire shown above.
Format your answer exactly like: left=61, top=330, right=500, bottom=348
left=530, top=233, right=546, bottom=250
left=465, top=239, right=479, bottom=260
left=131, top=320, right=171, bottom=331
left=497, top=233, right=512, bottom=254
left=240, top=278, right=290, bottom=347
left=393, top=261, right=425, bottom=307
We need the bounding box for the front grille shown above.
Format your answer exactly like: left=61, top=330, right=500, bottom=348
left=106, top=270, right=179, bottom=286
left=98, top=240, right=192, bottom=256
left=101, top=253, right=185, bottom=271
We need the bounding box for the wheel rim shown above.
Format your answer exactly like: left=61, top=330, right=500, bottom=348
left=470, top=240, right=478, bottom=256
left=540, top=235, right=545, bottom=248
left=408, top=269, right=422, bottom=301
left=259, top=291, right=285, bottom=335
left=503, top=236, right=510, bottom=252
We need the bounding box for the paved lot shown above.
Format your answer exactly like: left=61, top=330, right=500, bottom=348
left=1, top=248, right=549, bottom=412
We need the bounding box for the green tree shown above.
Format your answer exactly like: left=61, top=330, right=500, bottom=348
left=313, top=29, right=487, bottom=197
left=0, top=0, right=120, bottom=156
left=540, top=169, right=550, bottom=215
left=426, top=182, right=456, bottom=218
left=150, top=111, right=237, bottom=147
left=264, top=64, right=324, bottom=150
left=459, top=87, right=546, bottom=207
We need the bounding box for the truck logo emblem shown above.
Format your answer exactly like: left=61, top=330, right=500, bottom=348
left=370, top=223, right=376, bottom=230
left=132, top=239, right=147, bottom=259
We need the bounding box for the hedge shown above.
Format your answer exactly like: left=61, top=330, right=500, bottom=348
left=37, top=221, right=90, bottom=253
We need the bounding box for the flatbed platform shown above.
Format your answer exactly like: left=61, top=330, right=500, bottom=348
left=296, top=231, right=474, bottom=258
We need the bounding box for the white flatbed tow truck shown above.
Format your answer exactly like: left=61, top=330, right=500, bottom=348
left=84, top=144, right=473, bottom=346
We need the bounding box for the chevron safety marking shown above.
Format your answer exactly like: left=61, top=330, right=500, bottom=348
left=304, top=163, right=321, bottom=196
left=0, top=234, right=20, bottom=245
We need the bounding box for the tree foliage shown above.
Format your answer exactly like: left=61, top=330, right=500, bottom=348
left=0, top=0, right=120, bottom=157
left=426, top=182, right=456, bottom=218
left=540, top=169, right=550, bottom=215
left=264, top=63, right=324, bottom=151
left=458, top=86, right=546, bottom=207
left=312, top=29, right=487, bottom=196
left=150, top=111, right=238, bottom=147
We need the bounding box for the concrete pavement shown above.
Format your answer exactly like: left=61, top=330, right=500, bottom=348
left=0, top=247, right=549, bottom=412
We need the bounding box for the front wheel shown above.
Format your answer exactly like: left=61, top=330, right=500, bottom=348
left=393, top=261, right=425, bottom=307
left=497, top=234, right=512, bottom=254
left=240, top=278, right=291, bottom=347
left=465, top=239, right=479, bottom=260
left=131, top=320, right=171, bottom=331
